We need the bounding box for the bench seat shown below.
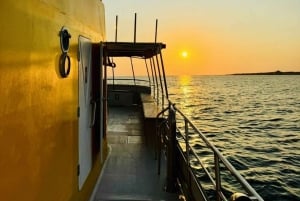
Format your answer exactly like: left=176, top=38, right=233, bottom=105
left=140, top=93, right=164, bottom=148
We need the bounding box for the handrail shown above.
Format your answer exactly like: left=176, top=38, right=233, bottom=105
left=158, top=100, right=263, bottom=201
left=107, top=78, right=149, bottom=82
left=107, top=78, right=150, bottom=87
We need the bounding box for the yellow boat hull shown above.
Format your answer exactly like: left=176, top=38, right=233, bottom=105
left=0, top=0, right=106, bottom=200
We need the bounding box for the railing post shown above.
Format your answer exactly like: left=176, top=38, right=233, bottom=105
left=151, top=57, right=159, bottom=104
left=166, top=104, right=177, bottom=192
left=159, top=50, right=168, bottom=99
left=214, top=153, right=221, bottom=201
left=144, top=59, right=151, bottom=88
left=155, top=53, right=164, bottom=108
left=130, top=57, right=136, bottom=86
left=185, top=118, right=189, bottom=167
left=149, top=58, right=155, bottom=98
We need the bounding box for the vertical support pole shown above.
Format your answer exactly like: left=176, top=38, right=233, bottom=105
left=149, top=58, right=156, bottom=97
left=214, top=154, right=221, bottom=201
left=134, top=13, right=137, bottom=43
left=155, top=54, right=164, bottom=108
left=115, top=15, right=118, bottom=42
left=155, top=19, right=158, bottom=43
left=166, top=104, right=177, bottom=192
left=151, top=57, right=159, bottom=104
left=103, top=47, right=108, bottom=155
left=185, top=118, right=189, bottom=167
left=130, top=57, right=136, bottom=86
left=144, top=59, right=151, bottom=88
left=159, top=50, right=169, bottom=99
left=99, top=42, right=104, bottom=162
left=112, top=15, right=118, bottom=88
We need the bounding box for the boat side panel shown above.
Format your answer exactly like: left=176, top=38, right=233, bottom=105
left=0, top=0, right=106, bottom=201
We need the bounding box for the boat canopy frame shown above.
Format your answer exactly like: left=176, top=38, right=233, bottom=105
left=102, top=41, right=169, bottom=107
left=103, top=42, right=166, bottom=58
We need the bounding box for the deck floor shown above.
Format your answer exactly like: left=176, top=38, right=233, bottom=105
left=94, top=106, right=179, bottom=201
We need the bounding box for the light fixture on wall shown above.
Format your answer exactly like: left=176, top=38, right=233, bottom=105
left=59, top=26, right=71, bottom=78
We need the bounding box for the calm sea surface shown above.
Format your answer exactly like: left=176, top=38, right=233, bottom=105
left=167, top=75, right=300, bottom=201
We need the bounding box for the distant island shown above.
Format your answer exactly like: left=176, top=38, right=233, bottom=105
left=230, top=70, right=300, bottom=75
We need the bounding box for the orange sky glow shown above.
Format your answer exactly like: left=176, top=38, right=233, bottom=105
left=103, top=0, right=300, bottom=76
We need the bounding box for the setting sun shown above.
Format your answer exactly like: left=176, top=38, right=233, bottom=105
left=181, top=51, right=188, bottom=59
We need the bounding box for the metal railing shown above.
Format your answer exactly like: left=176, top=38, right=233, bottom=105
left=107, top=77, right=150, bottom=87
left=157, top=102, right=264, bottom=201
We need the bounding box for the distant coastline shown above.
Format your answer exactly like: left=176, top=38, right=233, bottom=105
left=230, top=70, right=300, bottom=75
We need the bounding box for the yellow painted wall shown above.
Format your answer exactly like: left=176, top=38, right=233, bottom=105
left=0, top=0, right=106, bottom=200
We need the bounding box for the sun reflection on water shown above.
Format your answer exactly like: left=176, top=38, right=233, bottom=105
left=179, top=75, right=192, bottom=95
left=178, top=75, right=196, bottom=117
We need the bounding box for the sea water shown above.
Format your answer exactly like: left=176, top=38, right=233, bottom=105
left=167, top=75, right=300, bottom=201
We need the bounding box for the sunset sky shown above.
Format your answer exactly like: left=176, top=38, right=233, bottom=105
left=103, top=0, right=300, bottom=75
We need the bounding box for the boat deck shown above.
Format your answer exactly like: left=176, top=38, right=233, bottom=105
left=93, top=106, right=179, bottom=201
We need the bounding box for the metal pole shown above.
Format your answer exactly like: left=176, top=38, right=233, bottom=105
left=112, top=15, right=118, bottom=88
left=99, top=42, right=104, bottom=163
left=159, top=49, right=169, bottom=99
left=134, top=13, right=137, bottom=43
left=149, top=58, right=156, bottom=97
left=214, top=154, right=221, bottom=201
left=155, top=19, right=158, bottom=43
left=155, top=54, right=164, bottom=108
left=151, top=57, right=159, bottom=104
left=115, top=15, right=118, bottom=42
left=103, top=46, right=108, bottom=148
left=130, top=57, right=136, bottom=86
left=144, top=59, right=151, bottom=88
left=185, top=118, right=189, bottom=167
